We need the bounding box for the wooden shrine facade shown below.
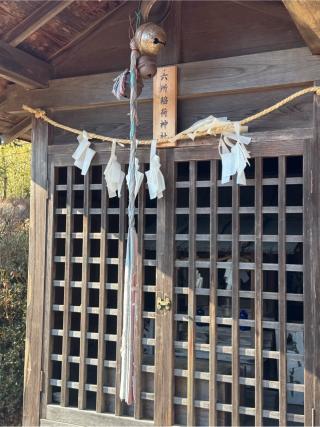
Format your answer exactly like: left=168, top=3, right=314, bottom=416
left=24, top=30, right=320, bottom=427
left=35, top=120, right=319, bottom=427
left=0, top=2, right=320, bottom=427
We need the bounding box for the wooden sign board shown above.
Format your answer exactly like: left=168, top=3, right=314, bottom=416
left=153, top=65, right=177, bottom=141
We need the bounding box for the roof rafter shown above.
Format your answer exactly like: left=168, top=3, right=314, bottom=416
left=283, top=0, right=320, bottom=54
left=1, top=117, right=32, bottom=145
left=0, top=40, right=51, bottom=89
left=4, top=0, right=74, bottom=47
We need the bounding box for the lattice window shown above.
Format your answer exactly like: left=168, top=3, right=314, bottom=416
left=47, top=162, right=157, bottom=421
left=45, top=147, right=306, bottom=426
left=172, top=156, right=305, bottom=426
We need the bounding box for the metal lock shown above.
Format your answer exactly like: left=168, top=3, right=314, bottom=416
left=156, top=294, right=171, bottom=312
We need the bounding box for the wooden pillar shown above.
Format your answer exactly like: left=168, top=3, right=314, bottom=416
left=306, top=85, right=320, bottom=426
left=155, top=149, right=175, bottom=426
left=23, top=118, right=48, bottom=426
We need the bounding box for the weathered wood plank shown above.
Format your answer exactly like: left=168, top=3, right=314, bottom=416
left=306, top=84, right=320, bottom=426
left=45, top=404, right=153, bottom=426
left=254, top=157, right=263, bottom=426
left=48, top=2, right=127, bottom=61
left=314, top=85, right=320, bottom=425
left=153, top=66, right=177, bottom=140
left=231, top=178, right=239, bottom=426
left=2, top=116, right=31, bottom=144
left=41, top=163, right=55, bottom=418
left=154, top=150, right=175, bottom=425
left=23, top=119, right=48, bottom=426
left=187, top=161, right=196, bottom=426
left=0, top=40, right=51, bottom=89
left=4, top=1, right=73, bottom=47
left=78, top=174, right=90, bottom=409
left=158, top=1, right=182, bottom=66
left=60, top=167, right=73, bottom=406
left=209, top=160, right=217, bottom=426
left=303, top=138, right=314, bottom=427
left=283, top=0, right=320, bottom=54
left=96, top=175, right=107, bottom=412
left=278, top=156, right=287, bottom=426
left=1, top=47, right=320, bottom=114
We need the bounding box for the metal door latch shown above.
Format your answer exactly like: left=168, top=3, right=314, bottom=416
left=156, top=294, right=171, bottom=312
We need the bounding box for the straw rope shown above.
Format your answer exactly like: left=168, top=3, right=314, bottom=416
left=22, top=86, right=320, bottom=146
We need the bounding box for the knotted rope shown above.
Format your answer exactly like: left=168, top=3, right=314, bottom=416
left=128, top=38, right=140, bottom=229
left=119, top=38, right=140, bottom=405
left=23, top=86, right=320, bottom=146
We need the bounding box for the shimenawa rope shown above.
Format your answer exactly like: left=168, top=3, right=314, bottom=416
left=22, top=86, right=320, bottom=146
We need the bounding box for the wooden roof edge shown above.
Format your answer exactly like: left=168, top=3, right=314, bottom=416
left=283, top=0, right=320, bottom=55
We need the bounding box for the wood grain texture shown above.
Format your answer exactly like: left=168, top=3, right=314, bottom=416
left=305, top=85, right=320, bottom=426
left=60, top=167, right=73, bottom=406
left=0, top=39, right=51, bottom=89
left=52, top=1, right=137, bottom=77
left=48, top=86, right=313, bottom=146
left=157, top=1, right=182, bottom=66
left=209, top=160, right=217, bottom=426
left=44, top=404, right=153, bottom=426
left=180, top=0, right=304, bottom=63
left=313, top=88, right=320, bottom=425
left=153, top=65, right=177, bottom=140
left=4, top=1, right=73, bottom=47
left=2, top=116, right=31, bottom=144
left=78, top=173, right=89, bottom=409
left=187, top=161, right=196, bottom=426
left=278, top=156, right=287, bottom=426
left=1, top=47, right=319, bottom=115
left=48, top=2, right=126, bottom=62
left=96, top=177, right=107, bottom=413
left=154, top=150, right=175, bottom=426
left=41, top=162, right=55, bottom=418
left=47, top=128, right=310, bottom=169
left=283, top=0, right=320, bottom=54
left=303, top=139, right=314, bottom=427
left=52, top=0, right=304, bottom=78
left=23, top=119, right=48, bottom=426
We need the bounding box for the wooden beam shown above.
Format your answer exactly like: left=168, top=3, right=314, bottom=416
left=2, top=117, right=31, bottom=144
left=0, top=40, right=51, bottom=89
left=283, top=0, right=320, bottom=54
left=4, top=1, right=73, bottom=47
left=23, top=118, right=48, bottom=426
left=1, top=47, right=320, bottom=114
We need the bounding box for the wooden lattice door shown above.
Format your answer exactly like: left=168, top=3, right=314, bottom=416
left=42, top=149, right=160, bottom=425
left=42, top=136, right=312, bottom=426
left=166, top=140, right=310, bottom=427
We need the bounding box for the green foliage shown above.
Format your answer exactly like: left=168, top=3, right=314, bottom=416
left=0, top=143, right=31, bottom=199
left=0, top=200, right=29, bottom=426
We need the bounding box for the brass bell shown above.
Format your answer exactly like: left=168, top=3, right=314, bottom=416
left=134, top=22, right=166, bottom=56
left=137, top=55, right=157, bottom=79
